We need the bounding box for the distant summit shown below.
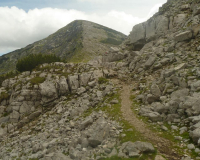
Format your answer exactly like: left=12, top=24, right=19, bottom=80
left=0, top=20, right=126, bottom=74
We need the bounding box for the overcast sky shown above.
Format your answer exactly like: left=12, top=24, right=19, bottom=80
left=0, top=0, right=167, bottom=56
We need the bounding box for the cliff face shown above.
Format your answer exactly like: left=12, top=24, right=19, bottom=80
left=128, top=0, right=200, bottom=51
left=0, top=20, right=126, bottom=74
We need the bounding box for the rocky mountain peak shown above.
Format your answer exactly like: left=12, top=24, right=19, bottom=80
left=0, top=20, right=126, bottom=74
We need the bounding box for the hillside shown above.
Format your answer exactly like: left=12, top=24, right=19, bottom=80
left=0, top=20, right=126, bottom=74
left=1, top=0, right=200, bottom=159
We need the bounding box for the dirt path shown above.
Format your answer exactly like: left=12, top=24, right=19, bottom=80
left=113, top=79, right=181, bottom=160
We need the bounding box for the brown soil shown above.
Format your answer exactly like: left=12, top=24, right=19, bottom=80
left=112, top=79, right=181, bottom=160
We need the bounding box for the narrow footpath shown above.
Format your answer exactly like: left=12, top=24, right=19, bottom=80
left=115, top=79, right=181, bottom=160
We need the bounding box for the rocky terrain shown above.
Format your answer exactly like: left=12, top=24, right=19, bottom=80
left=1, top=0, right=200, bottom=159
left=0, top=20, right=126, bottom=74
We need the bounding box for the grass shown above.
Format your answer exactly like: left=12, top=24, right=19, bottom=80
left=29, top=77, right=45, bottom=85
left=0, top=92, right=10, bottom=102
left=100, top=38, right=123, bottom=45
left=81, top=88, right=156, bottom=159
left=130, top=92, right=200, bottom=158
left=98, top=77, right=109, bottom=84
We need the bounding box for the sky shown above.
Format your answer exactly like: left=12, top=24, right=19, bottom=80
left=0, top=0, right=167, bottom=56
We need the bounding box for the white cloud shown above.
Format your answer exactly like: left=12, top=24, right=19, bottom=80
left=0, top=4, right=161, bottom=54
left=147, top=3, right=163, bottom=17
left=78, top=0, right=106, bottom=3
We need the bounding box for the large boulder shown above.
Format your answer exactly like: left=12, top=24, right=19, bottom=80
left=0, top=126, right=7, bottom=136
left=150, top=84, right=161, bottom=98
left=10, top=110, right=20, bottom=122
left=57, top=76, right=69, bottom=96
left=67, top=75, right=79, bottom=93
left=0, top=106, right=5, bottom=116
left=79, top=72, right=92, bottom=86
left=130, top=23, right=146, bottom=44
left=39, top=80, right=58, bottom=103
left=191, top=80, right=200, bottom=92
left=118, top=141, right=155, bottom=158
left=145, top=18, right=156, bottom=41
left=88, top=117, right=110, bottom=148
left=171, top=88, right=189, bottom=101
left=90, top=70, right=103, bottom=80
left=193, top=7, right=200, bottom=16
left=144, top=56, right=156, bottom=69
left=19, top=102, right=30, bottom=114
left=146, top=112, right=162, bottom=122
left=80, top=116, right=93, bottom=130
left=155, top=15, right=169, bottom=34
left=174, top=31, right=193, bottom=42
left=190, top=128, right=200, bottom=144
left=146, top=94, right=159, bottom=104
left=173, top=14, right=187, bottom=26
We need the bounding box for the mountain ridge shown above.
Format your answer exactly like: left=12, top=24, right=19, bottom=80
left=0, top=20, right=126, bottom=74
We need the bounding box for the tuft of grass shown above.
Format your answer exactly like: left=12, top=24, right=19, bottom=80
left=100, top=38, right=123, bottom=45
left=0, top=92, right=10, bottom=102
left=29, top=77, right=45, bottom=85
left=98, top=77, right=109, bottom=84
left=100, top=152, right=157, bottom=160
left=1, top=123, right=5, bottom=128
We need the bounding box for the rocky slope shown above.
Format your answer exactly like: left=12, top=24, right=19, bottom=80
left=0, top=61, right=159, bottom=160
left=1, top=0, right=200, bottom=159
left=100, top=0, right=200, bottom=159
left=0, top=20, right=126, bottom=74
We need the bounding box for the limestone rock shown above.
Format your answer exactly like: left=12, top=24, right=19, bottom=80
left=40, top=80, right=58, bottom=102
left=58, top=76, right=69, bottom=96
left=10, top=110, right=20, bottom=122
left=80, top=117, right=93, bottom=130
left=190, top=128, right=200, bottom=144
left=150, top=84, right=161, bottom=98
left=68, top=75, right=79, bottom=93
left=144, top=56, right=156, bottom=69
left=130, top=23, right=146, bottom=44
left=155, top=155, right=166, bottom=160
left=88, top=117, right=110, bottom=148
left=119, top=141, right=155, bottom=158
left=174, top=31, right=193, bottom=42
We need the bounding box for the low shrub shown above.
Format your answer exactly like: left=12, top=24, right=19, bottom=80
left=29, top=77, right=46, bottom=85
left=0, top=92, right=9, bottom=102
left=98, top=77, right=108, bottom=84
left=0, top=71, right=19, bottom=86
left=16, top=53, right=62, bottom=72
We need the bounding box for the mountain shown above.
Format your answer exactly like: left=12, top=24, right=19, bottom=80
left=0, top=20, right=126, bottom=74
left=1, top=0, right=200, bottom=159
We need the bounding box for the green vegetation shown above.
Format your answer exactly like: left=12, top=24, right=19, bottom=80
left=98, top=77, right=109, bottom=84
left=0, top=92, right=9, bottom=102
left=16, top=54, right=61, bottom=72
left=0, top=71, right=19, bottom=86
left=100, top=38, right=123, bottom=45
left=1, top=123, right=5, bottom=128
left=29, top=77, right=46, bottom=85
left=130, top=93, right=199, bottom=158
left=82, top=90, right=156, bottom=159
left=93, top=25, right=125, bottom=37
left=94, top=25, right=126, bottom=46
left=100, top=153, right=157, bottom=160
